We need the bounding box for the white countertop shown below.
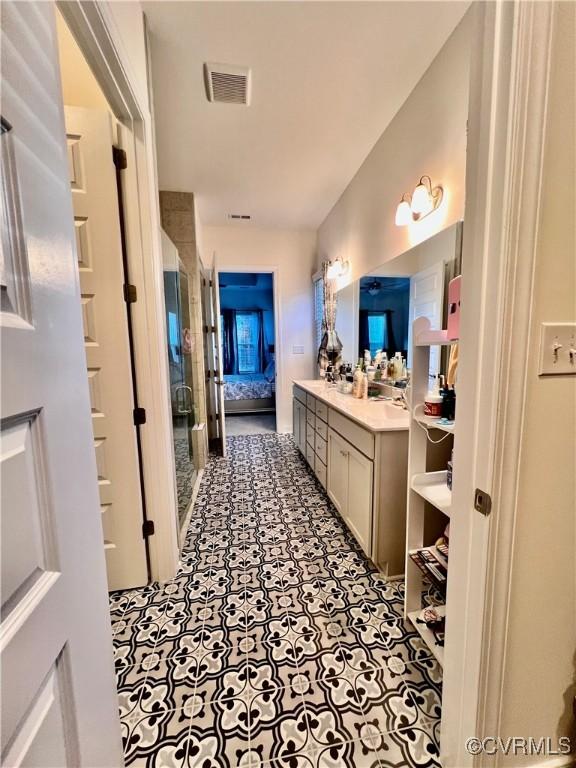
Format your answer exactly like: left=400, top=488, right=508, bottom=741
left=293, top=380, right=410, bottom=433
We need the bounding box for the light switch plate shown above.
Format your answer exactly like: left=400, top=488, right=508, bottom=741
left=292, top=345, right=304, bottom=355
left=538, top=322, right=576, bottom=375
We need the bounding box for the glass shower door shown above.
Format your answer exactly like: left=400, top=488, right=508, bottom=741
left=164, top=262, right=197, bottom=529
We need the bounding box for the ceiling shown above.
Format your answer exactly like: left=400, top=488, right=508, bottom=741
left=219, top=272, right=273, bottom=291
left=145, top=1, right=470, bottom=230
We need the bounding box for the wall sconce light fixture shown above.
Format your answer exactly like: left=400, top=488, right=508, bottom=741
left=395, top=176, right=443, bottom=226
left=326, top=256, right=350, bottom=280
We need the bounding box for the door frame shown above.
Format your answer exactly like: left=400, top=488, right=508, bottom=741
left=214, top=264, right=281, bottom=432
left=441, top=2, right=558, bottom=766
left=58, top=1, right=179, bottom=583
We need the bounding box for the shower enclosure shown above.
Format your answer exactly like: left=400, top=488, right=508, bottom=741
left=163, top=249, right=198, bottom=530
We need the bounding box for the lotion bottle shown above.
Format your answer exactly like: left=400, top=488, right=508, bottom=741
left=352, top=365, right=363, bottom=398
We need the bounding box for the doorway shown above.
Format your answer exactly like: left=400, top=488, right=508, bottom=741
left=218, top=272, right=277, bottom=435
left=56, top=10, right=150, bottom=591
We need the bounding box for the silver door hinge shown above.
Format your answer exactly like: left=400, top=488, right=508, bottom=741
left=474, top=488, right=492, bottom=516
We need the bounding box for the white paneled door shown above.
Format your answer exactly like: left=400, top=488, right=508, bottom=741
left=408, top=261, right=445, bottom=379
left=1, top=4, right=123, bottom=766
left=66, top=106, right=148, bottom=592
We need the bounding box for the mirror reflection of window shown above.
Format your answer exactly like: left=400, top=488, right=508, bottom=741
left=367, top=314, right=386, bottom=356
left=168, top=311, right=180, bottom=363
left=359, top=277, right=410, bottom=359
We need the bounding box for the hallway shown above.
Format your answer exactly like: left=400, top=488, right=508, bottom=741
left=111, top=434, right=442, bottom=767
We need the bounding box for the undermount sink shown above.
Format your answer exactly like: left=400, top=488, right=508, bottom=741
left=375, top=401, right=407, bottom=418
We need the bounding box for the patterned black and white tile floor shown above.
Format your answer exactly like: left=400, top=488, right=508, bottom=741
left=110, top=434, right=442, bottom=768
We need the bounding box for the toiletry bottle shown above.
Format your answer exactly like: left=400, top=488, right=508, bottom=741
left=352, top=365, right=363, bottom=397
left=366, top=364, right=376, bottom=382
left=442, top=386, right=456, bottom=421
left=364, top=349, right=372, bottom=369
left=374, top=364, right=382, bottom=382
left=424, top=375, right=443, bottom=417
left=362, top=373, right=368, bottom=399
left=381, top=352, right=388, bottom=377
left=393, top=352, right=403, bottom=380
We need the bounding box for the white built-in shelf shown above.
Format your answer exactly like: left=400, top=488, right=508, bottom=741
left=408, top=604, right=446, bottom=666
left=415, top=330, right=458, bottom=347
left=413, top=316, right=458, bottom=347
left=411, top=471, right=452, bottom=516
left=408, top=544, right=448, bottom=568
left=414, top=414, right=455, bottom=434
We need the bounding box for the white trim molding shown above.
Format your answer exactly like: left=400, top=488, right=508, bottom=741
left=440, top=2, right=557, bottom=766
left=57, top=0, right=180, bottom=584
left=476, top=1, right=556, bottom=761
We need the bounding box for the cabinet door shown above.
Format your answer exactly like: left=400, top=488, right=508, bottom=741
left=298, top=402, right=307, bottom=454
left=346, top=444, right=373, bottom=555
left=327, top=429, right=349, bottom=516
left=293, top=399, right=300, bottom=448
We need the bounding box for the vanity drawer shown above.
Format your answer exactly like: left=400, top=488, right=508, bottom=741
left=328, top=408, right=375, bottom=460
left=306, top=408, right=316, bottom=429
left=315, top=418, right=328, bottom=441
left=306, top=393, right=316, bottom=410
left=294, top=385, right=307, bottom=405
left=315, top=457, right=327, bottom=489
left=315, top=434, right=327, bottom=464
left=315, top=400, right=328, bottom=423
left=306, top=441, right=315, bottom=467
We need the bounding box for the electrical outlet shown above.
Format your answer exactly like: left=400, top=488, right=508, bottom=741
left=538, top=322, right=576, bottom=375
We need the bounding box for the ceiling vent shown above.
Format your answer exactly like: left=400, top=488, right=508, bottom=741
left=204, top=63, right=251, bottom=105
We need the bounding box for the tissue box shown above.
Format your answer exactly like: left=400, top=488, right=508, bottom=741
left=447, top=275, right=461, bottom=340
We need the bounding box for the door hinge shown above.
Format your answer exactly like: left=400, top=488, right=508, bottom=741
left=474, top=488, right=492, bottom=516
left=142, top=519, right=155, bottom=537
left=133, top=407, right=147, bottom=426
left=112, top=146, right=128, bottom=170
left=124, top=283, right=137, bottom=303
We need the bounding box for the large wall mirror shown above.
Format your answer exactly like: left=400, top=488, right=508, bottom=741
left=335, top=221, right=463, bottom=379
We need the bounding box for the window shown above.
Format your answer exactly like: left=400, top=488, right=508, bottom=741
left=235, top=311, right=260, bottom=373
left=313, top=276, right=324, bottom=351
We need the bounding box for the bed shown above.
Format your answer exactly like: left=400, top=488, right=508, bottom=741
left=224, top=373, right=276, bottom=414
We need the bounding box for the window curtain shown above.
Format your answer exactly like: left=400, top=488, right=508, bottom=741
left=222, top=309, right=236, bottom=375
left=317, top=261, right=343, bottom=375
left=257, top=312, right=266, bottom=370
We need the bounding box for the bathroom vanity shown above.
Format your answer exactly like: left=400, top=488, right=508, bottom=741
left=293, top=380, right=409, bottom=575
